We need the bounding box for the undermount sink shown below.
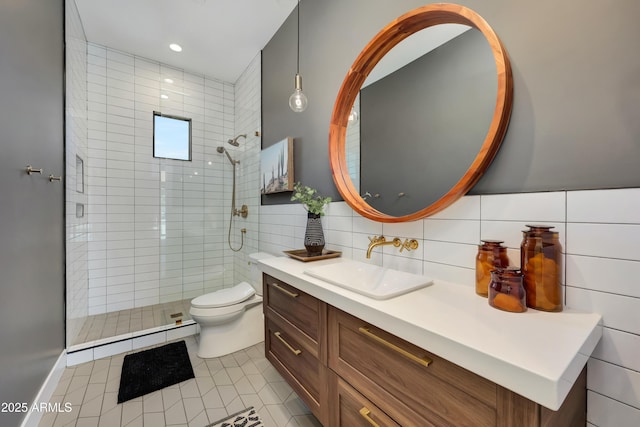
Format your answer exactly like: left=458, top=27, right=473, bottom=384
left=304, top=260, right=433, bottom=300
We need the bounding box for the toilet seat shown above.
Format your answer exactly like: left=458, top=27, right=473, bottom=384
left=191, top=282, right=255, bottom=309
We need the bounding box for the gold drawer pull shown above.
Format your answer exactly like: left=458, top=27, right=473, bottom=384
left=271, top=282, right=299, bottom=298
left=359, top=407, right=381, bottom=427
left=359, top=326, right=432, bottom=367
left=274, top=331, right=302, bottom=356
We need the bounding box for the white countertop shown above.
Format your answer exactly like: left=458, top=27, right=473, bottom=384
left=259, top=256, right=602, bottom=411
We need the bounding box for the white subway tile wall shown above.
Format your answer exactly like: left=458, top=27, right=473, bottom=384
left=259, top=189, right=640, bottom=425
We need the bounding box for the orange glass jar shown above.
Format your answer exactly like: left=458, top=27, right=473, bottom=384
left=475, top=240, right=509, bottom=297
left=520, top=225, right=562, bottom=312
left=488, top=267, right=526, bottom=312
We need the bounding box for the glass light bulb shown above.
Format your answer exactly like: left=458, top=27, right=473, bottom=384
left=289, top=89, right=308, bottom=112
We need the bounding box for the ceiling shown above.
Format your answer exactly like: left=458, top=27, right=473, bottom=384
left=74, top=0, right=298, bottom=83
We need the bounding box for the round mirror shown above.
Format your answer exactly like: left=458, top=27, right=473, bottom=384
left=329, top=3, right=513, bottom=222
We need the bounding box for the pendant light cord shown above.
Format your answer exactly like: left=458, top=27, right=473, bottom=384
left=296, top=0, right=300, bottom=74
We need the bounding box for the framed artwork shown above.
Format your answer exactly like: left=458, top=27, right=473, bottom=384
left=261, top=137, right=294, bottom=194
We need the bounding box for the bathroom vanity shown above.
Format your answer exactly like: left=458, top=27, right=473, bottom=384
left=260, top=256, right=602, bottom=427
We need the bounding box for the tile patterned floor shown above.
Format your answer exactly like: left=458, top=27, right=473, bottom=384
left=39, top=336, right=322, bottom=427
left=72, top=300, right=194, bottom=347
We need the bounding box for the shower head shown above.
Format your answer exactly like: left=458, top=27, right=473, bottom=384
left=227, top=134, right=247, bottom=147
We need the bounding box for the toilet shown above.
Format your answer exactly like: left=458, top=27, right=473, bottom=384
left=189, top=252, right=274, bottom=358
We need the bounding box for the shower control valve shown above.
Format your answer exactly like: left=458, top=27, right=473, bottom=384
left=234, top=204, right=249, bottom=218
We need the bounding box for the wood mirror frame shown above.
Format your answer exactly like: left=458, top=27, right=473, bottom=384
left=329, top=3, right=513, bottom=222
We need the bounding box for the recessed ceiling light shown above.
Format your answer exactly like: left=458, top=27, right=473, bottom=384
left=164, top=78, right=174, bottom=84
left=161, top=94, right=169, bottom=99
left=169, top=43, right=182, bottom=52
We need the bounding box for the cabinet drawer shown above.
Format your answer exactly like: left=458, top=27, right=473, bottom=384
left=329, top=307, right=497, bottom=427
left=265, top=315, right=323, bottom=415
left=330, top=372, right=401, bottom=427
left=264, top=273, right=320, bottom=341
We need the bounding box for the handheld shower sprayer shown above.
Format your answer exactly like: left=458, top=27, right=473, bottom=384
left=217, top=146, right=238, bottom=165
left=217, top=143, right=248, bottom=252
left=227, top=134, right=247, bottom=147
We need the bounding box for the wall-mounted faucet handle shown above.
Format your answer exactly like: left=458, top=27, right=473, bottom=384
left=368, top=235, right=385, bottom=244
left=233, top=204, right=248, bottom=218
left=399, top=238, right=419, bottom=253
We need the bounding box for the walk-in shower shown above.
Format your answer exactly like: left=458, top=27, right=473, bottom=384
left=64, top=1, right=263, bottom=352
left=218, top=136, right=248, bottom=252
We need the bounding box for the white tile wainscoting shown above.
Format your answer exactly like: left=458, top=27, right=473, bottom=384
left=259, top=188, right=640, bottom=427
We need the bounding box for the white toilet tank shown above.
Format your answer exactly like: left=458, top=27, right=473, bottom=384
left=248, top=252, right=274, bottom=295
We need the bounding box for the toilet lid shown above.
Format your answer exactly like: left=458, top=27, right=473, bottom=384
left=191, top=282, right=256, bottom=308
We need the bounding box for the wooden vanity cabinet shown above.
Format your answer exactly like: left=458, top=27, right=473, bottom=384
left=263, top=276, right=587, bottom=427
left=328, top=307, right=497, bottom=426
left=262, top=274, right=329, bottom=424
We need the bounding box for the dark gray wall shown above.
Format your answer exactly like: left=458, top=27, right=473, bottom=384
left=361, top=29, right=496, bottom=216
left=0, top=0, right=65, bottom=425
left=262, top=0, right=640, bottom=205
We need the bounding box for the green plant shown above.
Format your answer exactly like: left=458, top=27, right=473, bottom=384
left=290, top=182, right=332, bottom=216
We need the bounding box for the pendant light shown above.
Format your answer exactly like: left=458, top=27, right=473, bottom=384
left=288, top=0, right=308, bottom=112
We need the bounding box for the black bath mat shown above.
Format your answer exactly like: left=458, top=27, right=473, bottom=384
left=117, top=340, right=194, bottom=404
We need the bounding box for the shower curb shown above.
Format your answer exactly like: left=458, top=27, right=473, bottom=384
left=66, top=321, right=197, bottom=366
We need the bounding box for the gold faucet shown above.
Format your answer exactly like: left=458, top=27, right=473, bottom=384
left=366, top=236, right=419, bottom=258
left=366, top=236, right=400, bottom=258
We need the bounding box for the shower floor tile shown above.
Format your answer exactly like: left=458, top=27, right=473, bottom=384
left=39, top=336, right=322, bottom=427
left=72, top=299, right=194, bottom=347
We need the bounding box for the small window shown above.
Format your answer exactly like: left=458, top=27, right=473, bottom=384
left=153, top=111, right=192, bottom=161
